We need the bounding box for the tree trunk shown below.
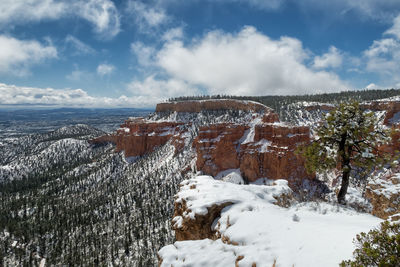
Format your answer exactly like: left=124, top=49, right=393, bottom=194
left=337, top=133, right=350, bottom=204
left=337, top=168, right=350, bottom=204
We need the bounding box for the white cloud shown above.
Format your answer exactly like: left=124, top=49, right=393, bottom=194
left=155, top=26, right=347, bottom=95
left=385, top=14, right=400, bottom=39
left=65, top=35, right=96, bottom=55
left=312, top=46, right=343, bottom=69
left=162, top=27, right=184, bottom=42
left=0, top=0, right=66, bottom=24
left=78, top=0, right=120, bottom=39
left=0, top=35, right=57, bottom=76
left=131, top=42, right=157, bottom=66
left=127, top=1, right=169, bottom=31
left=0, top=83, right=156, bottom=108
left=97, top=63, right=115, bottom=76
left=0, top=0, right=120, bottom=39
left=128, top=75, right=199, bottom=98
left=365, top=83, right=380, bottom=89
left=363, top=15, right=400, bottom=86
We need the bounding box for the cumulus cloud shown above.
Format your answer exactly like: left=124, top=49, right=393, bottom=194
left=0, top=35, right=57, bottom=76
left=127, top=1, right=169, bottom=31
left=0, top=83, right=156, bottom=108
left=97, top=63, right=115, bottom=76
left=0, top=0, right=120, bottom=39
left=363, top=14, right=400, bottom=86
left=65, top=35, right=96, bottom=55
left=155, top=26, right=347, bottom=95
left=312, top=46, right=343, bottom=69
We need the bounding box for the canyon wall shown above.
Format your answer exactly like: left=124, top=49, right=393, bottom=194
left=91, top=99, right=400, bottom=183
left=194, top=123, right=313, bottom=182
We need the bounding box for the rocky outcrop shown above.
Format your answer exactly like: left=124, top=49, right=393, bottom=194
left=173, top=198, right=233, bottom=241
left=156, top=99, right=273, bottom=113
left=90, top=118, right=186, bottom=157
left=170, top=176, right=294, bottom=243
left=194, top=122, right=313, bottom=182
left=365, top=175, right=400, bottom=219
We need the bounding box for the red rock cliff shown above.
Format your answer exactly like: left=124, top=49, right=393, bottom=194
left=91, top=100, right=314, bottom=182
left=194, top=122, right=313, bottom=182
left=90, top=118, right=186, bottom=157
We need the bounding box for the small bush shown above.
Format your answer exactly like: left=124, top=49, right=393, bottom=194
left=340, top=221, right=400, bottom=267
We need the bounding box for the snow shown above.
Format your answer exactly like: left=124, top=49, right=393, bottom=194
left=160, top=175, right=382, bottom=267
left=119, top=127, right=130, bottom=133
left=368, top=174, right=400, bottom=199
left=215, top=169, right=245, bottom=184
left=239, top=116, right=262, bottom=144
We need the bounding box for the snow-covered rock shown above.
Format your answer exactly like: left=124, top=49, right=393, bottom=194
left=159, top=175, right=382, bottom=267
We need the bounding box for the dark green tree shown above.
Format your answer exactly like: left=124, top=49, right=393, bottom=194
left=299, top=101, right=391, bottom=204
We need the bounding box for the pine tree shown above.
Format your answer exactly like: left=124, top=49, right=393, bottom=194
left=298, top=101, right=391, bottom=204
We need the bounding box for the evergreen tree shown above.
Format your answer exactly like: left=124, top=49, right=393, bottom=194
left=298, top=101, right=391, bottom=204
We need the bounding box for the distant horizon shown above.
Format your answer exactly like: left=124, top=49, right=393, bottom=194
left=3, top=87, right=400, bottom=110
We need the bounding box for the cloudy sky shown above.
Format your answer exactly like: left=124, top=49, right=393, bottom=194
left=2, top=0, right=400, bottom=108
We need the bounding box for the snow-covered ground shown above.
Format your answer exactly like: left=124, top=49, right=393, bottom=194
left=159, top=175, right=382, bottom=267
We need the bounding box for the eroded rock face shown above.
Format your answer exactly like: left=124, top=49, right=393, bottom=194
left=173, top=198, right=233, bottom=241
left=90, top=118, right=186, bottom=157
left=365, top=175, right=400, bottom=219
left=194, top=124, right=248, bottom=177
left=194, top=122, right=313, bottom=182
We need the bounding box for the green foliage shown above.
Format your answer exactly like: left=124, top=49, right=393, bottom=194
left=340, top=221, right=400, bottom=267
left=301, top=101, right=390, bottom=174
left=297, top=101, right=391, bottom=203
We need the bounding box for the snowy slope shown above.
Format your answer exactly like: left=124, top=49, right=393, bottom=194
left=159, top=175, right=382, bottom=267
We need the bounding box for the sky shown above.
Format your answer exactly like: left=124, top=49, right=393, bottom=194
left=2, top=0, right=400, bottom=108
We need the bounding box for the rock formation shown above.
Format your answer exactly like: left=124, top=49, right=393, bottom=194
left=194, top=122, right=313, bottom=182
left=90, top=118, right=187, bottom=157
left=365, top=175, right=400, bottom=219
left=91, top=99, right=313, bottom=183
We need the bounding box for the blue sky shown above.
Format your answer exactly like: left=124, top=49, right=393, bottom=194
left=1, top=0, right=400, bottom=108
